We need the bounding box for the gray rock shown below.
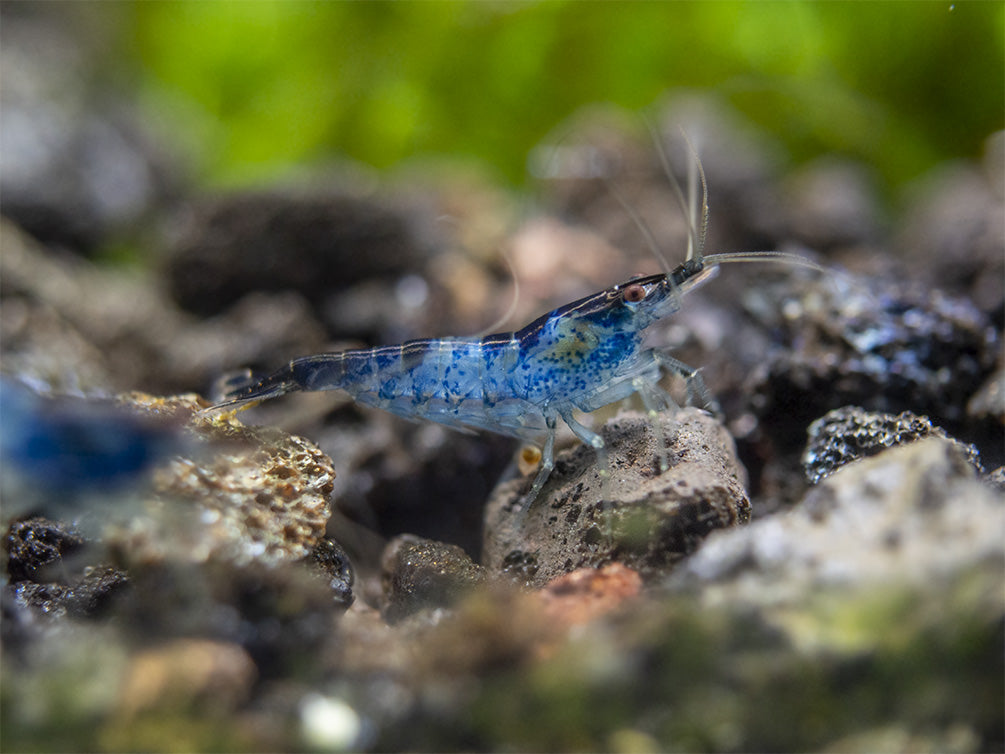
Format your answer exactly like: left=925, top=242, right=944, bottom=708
left=677, top=436, right=1004, bottom=601
left=483, top=408, right=749, bottom=587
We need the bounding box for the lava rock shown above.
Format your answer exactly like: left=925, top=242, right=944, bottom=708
left=380, top=534, right=485, bottom=623
left=803, top=406, right=984, bottom=484
left=308, top=537, right=355, bottom=608
left=5, top=516, right=129, bottom=619
left=5, top=516, right=86, bottom=583
left=9, top=565, right=130, bottom=619
left=746, top=274, right=998, bottom=450
left=483, top=408, right=749, bottom=587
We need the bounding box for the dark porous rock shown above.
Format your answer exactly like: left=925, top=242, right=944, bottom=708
left=5, top=516, right=86, bottom=583
left=380, top=534, right=485, bottom=623
left=308, top=538, right=355, bottom=608
left=483, top=408, right=749, bottom=587
left=803, top=406, right=984, bottom=484
left=163, top=191, right=430, bottom=318
left=747, top=274, right=998, bottom=452
left=9, top=565, right=130, bottom=619
left=5, top=517, right=130, bottom=620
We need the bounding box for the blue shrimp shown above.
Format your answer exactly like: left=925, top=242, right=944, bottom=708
left=210, top=131, right=826, bottom=506
left=209, top=244, right=817, bottom=505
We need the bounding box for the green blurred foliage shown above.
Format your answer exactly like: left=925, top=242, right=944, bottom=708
left=114, top=0, right=1002, bottom=190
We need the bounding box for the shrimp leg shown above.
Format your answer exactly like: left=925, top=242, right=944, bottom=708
left=557, top=407, right=613, bottom=524
left=521, top=413, right=558, bottom=508
left=634, top=375, right=675, bottom=473
left=653, top=350, right=716, bottom=412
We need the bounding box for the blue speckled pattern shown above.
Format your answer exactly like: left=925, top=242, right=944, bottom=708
left=212, top=264, right=720, bottom=506
left=216, top=270, right=697, bottom=442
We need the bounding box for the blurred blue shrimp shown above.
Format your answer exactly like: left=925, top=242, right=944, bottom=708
left=0, top=378, right=187, bottom=526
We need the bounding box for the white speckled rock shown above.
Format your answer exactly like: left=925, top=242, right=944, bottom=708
left=677, top=436, right=1005, bottom=608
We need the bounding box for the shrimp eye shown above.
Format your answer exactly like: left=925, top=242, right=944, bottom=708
left=622, top=283, right=646, bottom=303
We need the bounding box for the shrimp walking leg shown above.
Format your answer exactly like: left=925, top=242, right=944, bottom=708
left=634, top=375, right=676, bottom=473
left=557, top=407, right=613, bottom=525
left=653, top=350, right=716, bottom=412
left=522, top=414, right=558, bottom=510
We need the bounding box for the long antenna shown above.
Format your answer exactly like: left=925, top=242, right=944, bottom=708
left=703, top=250, right=830, bottom=275
left=645, top=118, right=708, bottom=265
left=678, top=127, right=709, bottom=263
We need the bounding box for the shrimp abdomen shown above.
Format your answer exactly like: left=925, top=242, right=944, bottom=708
left=213, top=335, right=547, bottom=439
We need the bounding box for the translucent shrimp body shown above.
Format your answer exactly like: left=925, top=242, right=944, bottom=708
left=211, top=127, right=827, bottom=507
left=211, top=258, right=721, bottom=503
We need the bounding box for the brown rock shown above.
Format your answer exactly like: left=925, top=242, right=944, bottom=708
left=484, top=408, right=749, bottom=587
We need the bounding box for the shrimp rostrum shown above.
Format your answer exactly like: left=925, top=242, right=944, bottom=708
left=210, top=143, right=822, bottom=508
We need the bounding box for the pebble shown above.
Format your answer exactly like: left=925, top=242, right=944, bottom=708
left=380, top=534, right=485, bottom=622
left=678, top=436, right=1004, bottom=600
left=484, top=408, right=749, bottom=587
left=115, top=392, right=335, bottom=567
left=802, top=405, right=983, bottom=484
